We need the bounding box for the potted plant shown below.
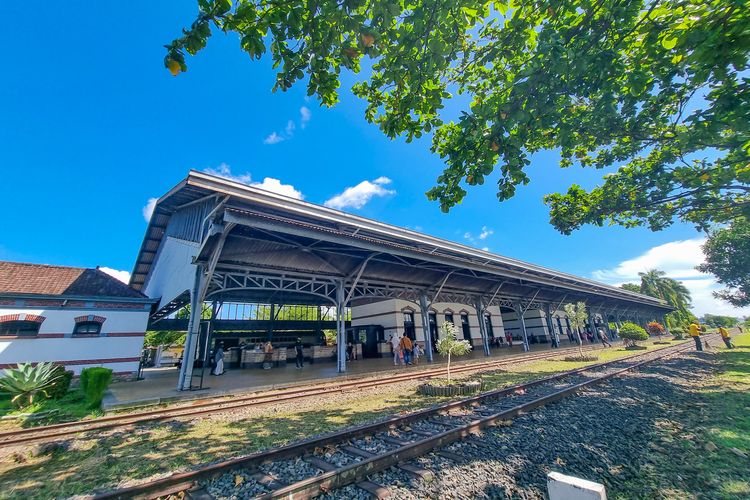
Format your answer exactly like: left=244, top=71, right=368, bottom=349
left=417, top=322, right=479, bottom=396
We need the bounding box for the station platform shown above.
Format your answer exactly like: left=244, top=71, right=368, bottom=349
left=103, top=339, right=595, bottom=410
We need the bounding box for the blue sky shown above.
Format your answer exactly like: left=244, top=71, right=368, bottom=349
left=0, top=2, right=745, bottom=317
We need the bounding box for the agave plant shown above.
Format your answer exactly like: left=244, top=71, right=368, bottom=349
left=0, top=362, right=64, bottom=407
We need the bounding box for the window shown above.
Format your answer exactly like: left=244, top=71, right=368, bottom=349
left=0, top=321, right=40, bottom=337
left=444, top=313, right=454, bottom=324
left=73, top=321, right=102, bottom=336
left=403, top=311, right=414, bottom=324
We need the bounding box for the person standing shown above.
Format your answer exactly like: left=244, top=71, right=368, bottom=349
left=346, top=342, right=354, bottom=362
left=413, top=343, right=422, bottom=365
left=263, top=341, right=274, bottom=369
left=213, top=342, right=225, bottom=376
left=401, top=334, right=413, bottom=365
left=505, top=331, right=513, bottom=347
left=390, top=334, right=401, bottom=365
left=294, top=337, right=304, bottom=368
left=689, top=321, right=703, bottom=351
left=598, top=328, right=612, bottom=348
left=719, top=326, right=734, bottom=349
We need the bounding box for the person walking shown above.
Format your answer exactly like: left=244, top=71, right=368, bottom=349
left=213, top=342, right=225, bottom=376
left=505, top=331, right=513, bottom=347
left=719, top=326, right=734, bottom=349
left=689, top=321, right=703, bottom=351
left=598, top=328, right=612, bottom=348
left=400, top=334, right=413, bottom=365
left=413, top=343, right=422, bottom=365
left=294, top=337, right=304, bottom=368
left=346, top=342, right=354, bottom=361
left=390, top=334, right=401, bottom=365
left=263, top=341, right=274, bottom=369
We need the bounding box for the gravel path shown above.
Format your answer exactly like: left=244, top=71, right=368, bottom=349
left=331, top=350, right=716, bottom=499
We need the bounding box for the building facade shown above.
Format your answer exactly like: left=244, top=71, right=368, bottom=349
left=0, top=262, right=154, bottom=375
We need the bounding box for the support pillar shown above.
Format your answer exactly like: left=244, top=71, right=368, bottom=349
left=545, top=304, right=560, bottom=348
left=514, top=302, right=530, bottom=352
left=419, top=293, right=434, bottom=362
left=336, top=281, right=347, bottom=373
left=177, top=265, right=205, bottom=391
left=474, top=298, right=491, bottom=356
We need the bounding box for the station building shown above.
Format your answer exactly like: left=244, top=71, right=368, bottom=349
left=131, top=171, right=672, bottom=391
left=0, top=262, right=153, bottom=375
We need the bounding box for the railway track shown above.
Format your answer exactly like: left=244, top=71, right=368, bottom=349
left=88, top=337, right=705, bottom=500
left=0, top=342, right=611, bottom=448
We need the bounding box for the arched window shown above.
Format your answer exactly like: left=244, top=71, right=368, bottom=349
left=73, top=315, right=105, bottom=336
left=0, top=321, right=41, bottom=336
left=73, top=322, right=102, bottom=336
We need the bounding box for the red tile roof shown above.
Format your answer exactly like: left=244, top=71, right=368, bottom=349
left=0, top=261, right=147, bottom=299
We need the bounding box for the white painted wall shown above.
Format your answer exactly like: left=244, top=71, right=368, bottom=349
left=0, top=306, right=149, bottom=375
left=351, top=299, right=506, bottom=344
left=0, top=307, right=148, bottom=335
left=143, top=236, right=200, bottom=309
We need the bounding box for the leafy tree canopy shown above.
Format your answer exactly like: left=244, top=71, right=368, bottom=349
left=620, top=283, right=642, bottom=293
left=635, top=269, right=694, bottom=328
left=701, top=313, right=740, bottom=328
left=697, top=217, right=750, bottom=307
left=166, top=0, right=749, bottom=232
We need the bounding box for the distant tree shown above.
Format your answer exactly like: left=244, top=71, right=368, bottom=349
left=697, top=218, right=750, bottom=308
left=436, top=322, right=472, bottom=383
left=563, top=302, right=588, bottom=357
left=701, top=314, right=739, bottom=328
left=165, top=1, right=750, bottom=233
left=637, top=269, right=694, bottom=329
left=144, top=330, right=186, bottom=348
left=621, top=283, right=642, bottom=293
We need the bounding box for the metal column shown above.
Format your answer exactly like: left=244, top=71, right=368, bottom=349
left=474, top=298, right=491, bottom=356
left=545, top=304, right=559, bottom=348
left=177, top=265, right=205, bottom=391
left=513, top=302, right=530, bottom=352
left=336, top=281, right=347, bottom=373
left=419, top=292, right=434, bottom=362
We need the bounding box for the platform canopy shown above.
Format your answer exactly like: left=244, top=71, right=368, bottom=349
left=131, top=171, right=671, bottom=388
left=132, top=170, right=669, bottom=318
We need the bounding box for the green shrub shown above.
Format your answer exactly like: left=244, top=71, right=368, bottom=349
left=47, top=366, right=74, bottom=400
left=79, top=367, right=113, bottom=409
left=619, top=322, right=649, bottom=346
left=0, top=362, right=64, bottom=407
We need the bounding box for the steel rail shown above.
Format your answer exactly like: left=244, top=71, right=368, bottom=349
left=0, top=343, right=606, bottom=447
left=88, top=337, right=703, bottom=500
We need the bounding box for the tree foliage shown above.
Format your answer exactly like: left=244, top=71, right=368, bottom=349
left=166, top=1, right=750, bottom=232
left=701, top=313, right=740, bottom=328
left=697, top=217, right=750, bottom=307
left=563, top=301, right=587, bottom=356
left=636, top=269, right=694, bottom=328
left=436, top=321, right=472, bottom=382
left=620, top=283, right=642, bottom=293
left=619, top=321, right=649, bottom=345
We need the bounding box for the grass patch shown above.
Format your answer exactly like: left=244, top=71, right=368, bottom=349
left=0, top=339, right=685, bottom=498
left=616, top=331, right=750, bottom=499
left=0, top=391, right=102, bottom=429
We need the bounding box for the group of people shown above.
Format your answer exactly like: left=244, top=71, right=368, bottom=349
left=690, top=321, right=737, bottom=351
left=388, top=333, right=423, bottom=366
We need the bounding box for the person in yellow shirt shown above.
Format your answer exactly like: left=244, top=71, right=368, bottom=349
left=718, top=326, right=734, bottom=349
left=689, top=322, right=703, bottom=351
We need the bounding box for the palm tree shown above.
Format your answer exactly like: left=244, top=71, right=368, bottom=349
left=637, top=269, right=694, bottom=329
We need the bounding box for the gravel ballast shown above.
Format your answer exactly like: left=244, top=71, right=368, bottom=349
left=330, top=351, right=717, bottom=499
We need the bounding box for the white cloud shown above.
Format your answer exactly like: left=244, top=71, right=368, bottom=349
left=464, top=226, right=494, bottom=245
left=142, top=198, right=157, bottom=222
left=479, top=226, right=494, bottom=240
left=324, top=177, right=395, bottom=210
left=300, top=106, right=311, bottom=128
left=202, top=165, right=303, bottom=199
left=592, top=237, right=750, bottom=317
left=285, top=120, right=296, bottom=135
left=99, top=267, right=131, bottom=284
left=263, top=132, right=284, bottom=145
left=204, top=163, right=252, bottom=184
left=263, top=105, right=312, bottom=144
left=251, top=177, right=304, bottom=200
